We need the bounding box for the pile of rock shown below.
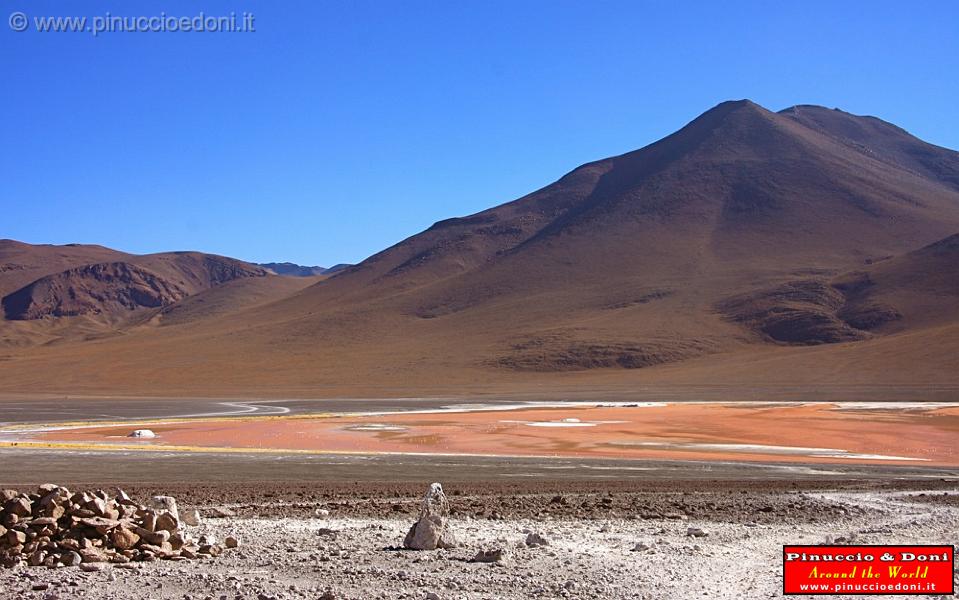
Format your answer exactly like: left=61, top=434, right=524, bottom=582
left=0, top=484, right=231, bottom=569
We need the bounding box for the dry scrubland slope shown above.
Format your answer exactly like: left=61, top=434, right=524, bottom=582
left=1, top=100, right=958, bottom=395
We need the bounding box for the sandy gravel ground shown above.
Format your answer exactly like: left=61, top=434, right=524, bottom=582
left=1, top=485, right=956, bottom=600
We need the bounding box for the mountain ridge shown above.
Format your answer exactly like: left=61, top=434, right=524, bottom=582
left=1, top=99, right=957, bottom=395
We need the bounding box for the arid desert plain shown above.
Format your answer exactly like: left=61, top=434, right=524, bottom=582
left=1, top=392, right=957, bottom=599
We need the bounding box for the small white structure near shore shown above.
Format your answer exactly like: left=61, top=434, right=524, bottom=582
left=128, top=429, right=156, bottom=438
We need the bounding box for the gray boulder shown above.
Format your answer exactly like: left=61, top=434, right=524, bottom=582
left=180, top=508, right=202, bottom=527
left=525, top=532, right=548, bottom=547
left=470, top=547, right=508, bottom=563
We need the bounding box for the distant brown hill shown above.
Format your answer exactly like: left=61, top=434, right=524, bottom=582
left=2, top=252, right=269, bottom=320
left=0, top=246, right=309, bottom=348
left=254, top=262, right=353, bottom=276
left=256, top=262, right=328, bottom=277
left=0, top=239, right=130, bottom=299
left=1, top=100, right=958, bottom=396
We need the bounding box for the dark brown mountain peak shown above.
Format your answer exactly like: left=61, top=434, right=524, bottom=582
left=779, top=104, right=910, bottom=138
left=685, top=98, right=769, bottom=123
left=336, top=100, right=959, bottom=295
left=780, top=104, right=959, bottom=190
left=610, top=98, right=784, bottom=162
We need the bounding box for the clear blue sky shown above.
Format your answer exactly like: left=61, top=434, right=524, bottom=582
left=2, top=1, right=957, bottom=266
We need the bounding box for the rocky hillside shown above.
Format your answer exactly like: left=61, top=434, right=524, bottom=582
left=1, top=248, right=268, bottom=320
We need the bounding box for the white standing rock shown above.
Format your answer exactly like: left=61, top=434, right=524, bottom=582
left=403, top=483, right=456, bottom=550
left=150, top=496, right=180, bottom=522
left=128, top=429, right=156, bottom=439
